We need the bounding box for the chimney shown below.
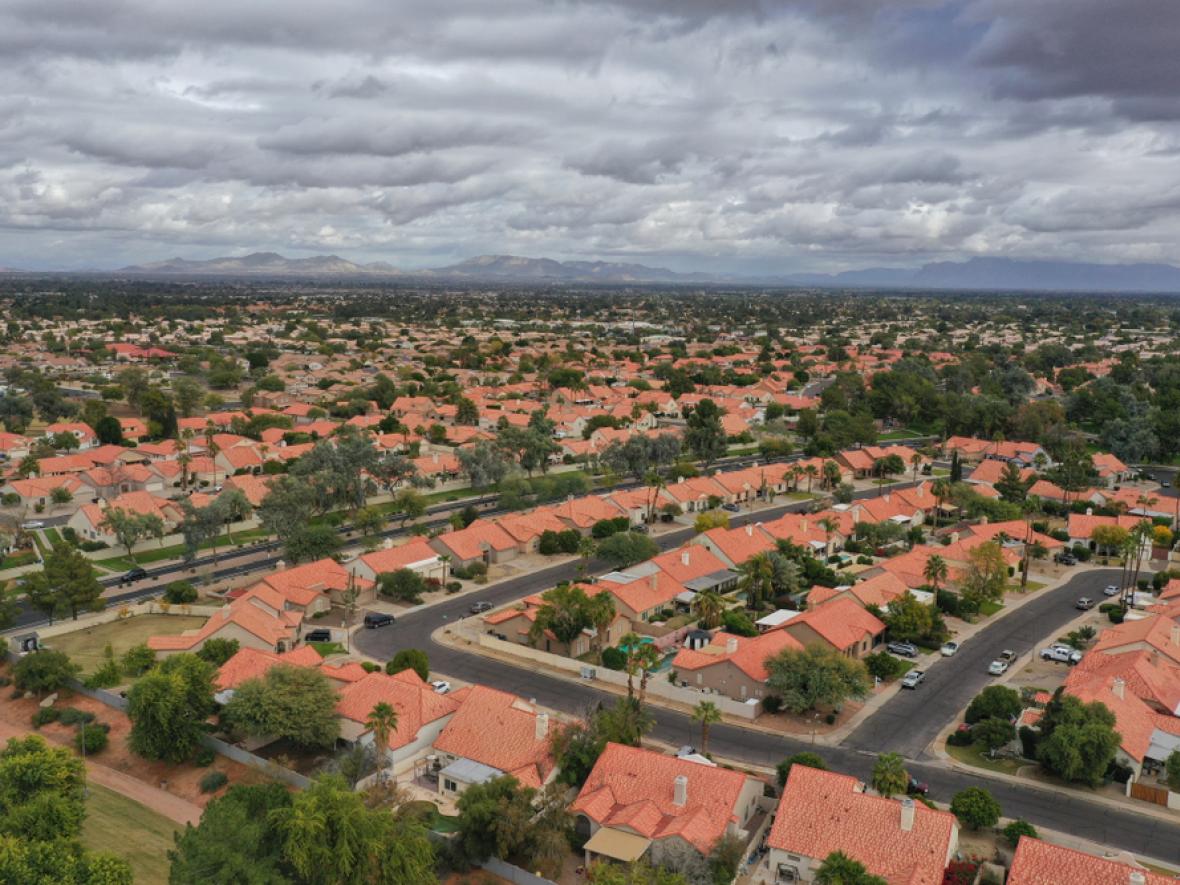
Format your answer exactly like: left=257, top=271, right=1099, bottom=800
left=745, top=524, right=753, bottom=537
left=1112, top=677, right=1126, bottom=700
left=383, top=538, right=393, bottom=549
left=221, top=606, right=231, bottom=620
left=536, top=712, right=549, bottom=740
left=681, top=551, right=690, bottom=567
left=432, top=452, right=439, bottom=464
left=800, top=519, right=809, bottom=532
left=979, top=515, right=989, bottom=526
left=900, top=798, right=915, bottom=832
left=726, top=637, right=739, bottom=654
left=1086, top=507, right=1093, bottom=516
left=650, top=573, right=658, bottom=591
left=673, top=774, right=688, bottom=807
left=1151, top=649, right=1161, bottom=667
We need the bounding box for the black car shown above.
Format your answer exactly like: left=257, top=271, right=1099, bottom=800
left=907, top=777, right=930, bottom=796
left=363, top=612, right=395, bottom=628
left=120, top=567, right=148, bottom=584
left=304, top=628, right=333, bottom=643
left=1054, top=552, right=1077, bottom=565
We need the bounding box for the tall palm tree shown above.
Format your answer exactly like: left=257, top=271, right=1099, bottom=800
left=789, top=465, right=803, bottom=492
left=692, top=590, right=726, bottom=629
left=620, top=632, right=642, bottom=698
left=818, top=517, right=839, bottom=557
left=366, top=701, right=399, bottom=780
left=738, top=552, right=775, bottom=611
left=645, top=470, right=666, bottom=523
left=691, top=701, right=722, bottom=755
left=176, top=449, right=193, bottom=492
left=587, top=592, right=617, bottom=664
left=923, top=554, right=948, bottom=594
left=633, top=643, right=661, bottom=707
left=803, top=464, right=819, bottom=494
left=823, top=460, right=841, bottom=491
left=910, top=453, right=923, bottom=483
left=931, top=478, right=952, bottom=528
left=577, top=536, right=597, bottom=579
left=204, top=421, right=221, bottom=488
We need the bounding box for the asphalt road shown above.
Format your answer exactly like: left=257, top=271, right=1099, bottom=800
left=843, top=567, right=1124, bottom=759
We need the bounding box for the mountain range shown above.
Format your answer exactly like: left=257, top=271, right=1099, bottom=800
left=6, top=251, right=1180, bottom=292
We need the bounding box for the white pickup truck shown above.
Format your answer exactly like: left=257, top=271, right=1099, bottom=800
left=1040, top=644, right=1082, bottom=664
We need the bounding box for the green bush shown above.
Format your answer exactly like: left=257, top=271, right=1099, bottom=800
left=1108, top=610, right=1125, bottom=624
left=360, top=661, right=381, bottom=673
left=58, top=707, right=96, bottom=726
left=946, top=729, right=974, bottom=747
left=1002, top=819, right=1038, bottom=848
left=13, top=650, right=81, bottom=695
left=864, top=651, right=909, bottom=682
left=164, top=581, right=199, bottom=604
left=761, top=695, right=783, bottom=714
left=601, top=647, right=626, bottom=670
left=84, top=658, right=123, bottom=690
left=199, top=771, right=228, bottom=793
left=31, top=707, right=60, bottom=728
left=721, top=609, right=758, bottom=637
left=445, top=581, right=462, bottom=594
left=194, top=748, right=216, bottom=767
left=121, top=644, right=157, bottom=677
left=1018, top=725, right=1039, bottom=760
left=75, top=725, right=109, bottom=755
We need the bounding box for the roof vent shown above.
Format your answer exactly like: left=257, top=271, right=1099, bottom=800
left=673, top=774, right=688, bottom=807
left=900, top=797, right=915, bottom=832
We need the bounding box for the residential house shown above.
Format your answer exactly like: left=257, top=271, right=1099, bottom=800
left=1007, top=836, right=1171, bottom=884
left=350, top=537, right=449, bottom=584
left=671, top=629, right=803, bottom=703
left=242, top=557, right=374, bottom=613
left=429, top=519, right=519, bottom=569
left=147, top=590, right=304, bottom=658
left=781, top=597, right=885, bottom=659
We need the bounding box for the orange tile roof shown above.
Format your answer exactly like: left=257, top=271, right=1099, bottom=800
left=1008, top=836, right=1172, bottom=884
left=433, top=686, right=558, bottom=788
left=671, top=630, right=803, bottom=682
left=786, top=597, right=885, bottom=652
left=215, top=644, right=322, bottom=690
left=651, top=545, right=731, bottom=584
left=571, top=743, right=755, bottom=854
left=767, top=766, right=956, bottom=885
left=334, top=670, right=461, bottom=750
left=358, top=538, right=442, bottom=574
left=148, top=595, right=301, bottom=651
left=697, top=524, right=776, bottom=567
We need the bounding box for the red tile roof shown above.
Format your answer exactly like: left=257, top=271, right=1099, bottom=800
left=1008, top=836, right=1172, bottom=884
left=671, top=630, right=803, bottom=682
left=433, top=686, right=558, bottom=788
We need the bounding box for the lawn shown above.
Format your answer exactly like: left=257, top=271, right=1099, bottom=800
left=81, top=783, right=179, bottom=885
left=878, top=428, right=925, bottom=440
left=44, top=527, right=63, bottom=546
left=95, top=528, right=273, bottom=572
left=945, top=741, right=1024, bottom=775
left=310, top=641, right=348, bottom=657
left=979, top=600, right=1004, bottom=617
left=45, top=615, right=207, bottom=674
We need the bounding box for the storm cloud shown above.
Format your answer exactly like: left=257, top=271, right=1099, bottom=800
left=2, top=0, right=1179, bottom=272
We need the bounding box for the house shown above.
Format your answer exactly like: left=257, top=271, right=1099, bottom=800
left=147, top=591, right=304, bottom=657
left=806, top=571, right=911, bottom=611
left=1068, top=513, right=1153, bottom=554
left=432, top=685, right=559, bottom=796
left=572, top=743, right=764, bottom=869
left=495, top=507, right=573, bottom=553
left=0, top=475, right=90, bottom=511
left=350, top=537, right=449, bottom=584
left=1091, top=452, right=1133, bottom=486
left=43, top=422, right=97, bottom=449
left=781, top=597, right=885, bottom=658
left=670, top=629, right=803, bottom=703
left=429, top=519, right=519, bottom=569
left=334, top=669, right=463, bottom=767
left=484, top=585, right=630, bottom=655
left=659, top=476, right=732, bottom=513
left=67, top=491, right=184, bottom=545
left=213, top=644, right=324, bottom=703
left=242, top=557, right=374, bottom=613
left=1007, top=836, right=1171, bottom=884
left=765, top=765, right=958, bottom=885
left=692, top=523, right=776, bottom=569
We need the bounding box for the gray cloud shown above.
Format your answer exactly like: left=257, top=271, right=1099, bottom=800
left=1, top=0, right=1179, bottom=272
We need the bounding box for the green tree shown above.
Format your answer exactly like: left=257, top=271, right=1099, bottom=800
left=173, top=377, right=206, bottom=418
left=168, top=782, right=293, bottom=885
left=1167, top=750, right=1180, bottom=792
left=458, top=441, right=513, bottom=489
left=922, top=554, right=948, bottom=592
left=21, top=544, right=106, bottom=622
left=883, top=592, right=934, bottom=642
left=815, top=851, right=887, bottom=885
left=196, top=638, right=240, bottom=668
left=365, top=702, right=399, bottom=778
left=453, top=774, right=535, bottom=866
left=596, top=532, right=659, bottom=568
left=390, top=488, right=426, bottom=527
left=692, top=589, right=726, bottom=630
left=871, top=752, right=909, bottom=798
left=0, top=734, right=86, bottom=841
left=386, top=649, right=430, bottom=681
left=94, top=414, right=124, bottom=445
left=995, top=461, right=1033, bottom=503
left=528, top=583, right=597, bottom=649
left=971, top=717, right=1016, bottom=755
left=965, top=685, right=1022, bottom=724
left=587, top=861, right=687, bottom=885
left=283, top=523, right=341, bottom=564
left=776, top=752, right=827, bottom=787
left=222, top=665, right=341, bottom=750
left=1002, top=819, right=1038, bottom=849
left=959, top=541, right=1008, bottom=608
left=12, top=649, right=80, bottom=696
left=684, top=399, right=727, bottom=467
left=1036, top=693, right=1121, bottom=787
left=127, top=654, right=216, bottom=763
left=766, top=645, right=872, bottom=714
left=950, top=786, right=1001, bottom=830
left=377, top=568, right=427, bottom=604
left=691, top=701, right=722, bottom=756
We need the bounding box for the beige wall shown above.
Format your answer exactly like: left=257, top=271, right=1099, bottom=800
left=682, top=660, right=767, bottom=702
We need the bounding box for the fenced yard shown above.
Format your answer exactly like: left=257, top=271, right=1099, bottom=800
left=43, top=614, right=206, bottom=673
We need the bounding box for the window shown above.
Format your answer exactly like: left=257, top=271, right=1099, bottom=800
left=444, top=779, right=458, bottom=792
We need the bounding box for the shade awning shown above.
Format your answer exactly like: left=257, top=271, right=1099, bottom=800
left=584, top=827, right=652, bottom=863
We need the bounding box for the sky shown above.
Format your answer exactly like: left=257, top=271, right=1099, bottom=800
left=2, top=0, right=1179, bottom=273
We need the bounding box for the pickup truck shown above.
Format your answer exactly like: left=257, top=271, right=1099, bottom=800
left=1040, top=644, right=1082, bottom=664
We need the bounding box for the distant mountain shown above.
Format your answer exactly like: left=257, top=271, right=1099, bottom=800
left=119, top=252, right=401, bottom=276
left=101, top=251, right=1180, bottom=292
left=785, top=257, right=1180, bottom=293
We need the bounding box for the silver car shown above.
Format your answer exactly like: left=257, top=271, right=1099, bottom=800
left=900, top=670, right=925, bottom=689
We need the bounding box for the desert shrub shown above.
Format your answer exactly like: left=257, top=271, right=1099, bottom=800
left=58, top=707, right=96, bottom=726
left=601, top=647, right=626, bottom=670
left=75, top=726, right=109, bottom=755
left=194, top=747, right=216, bottom=767
left=31, top=707, right=60, bottom=728
left=199, top=771, right=229, bottom=793
left=121, top=643, right=157, bottom=677
left=164, top=581, right=199, bottom=604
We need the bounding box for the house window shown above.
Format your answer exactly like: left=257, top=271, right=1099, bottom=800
left=444, top=779, right=458, bottom=792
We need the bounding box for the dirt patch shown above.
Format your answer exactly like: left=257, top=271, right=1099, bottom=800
left=0, top=688, right=273, bottom=808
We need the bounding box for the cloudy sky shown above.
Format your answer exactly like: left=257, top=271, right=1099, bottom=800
left=2, top=0, right=1179, bottom=272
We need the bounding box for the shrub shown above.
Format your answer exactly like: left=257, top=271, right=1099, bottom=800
left=1108, top=609, right=1125, bottom=624
left=75, top=726, right=109, bottom=755
left=199, top=771, right=228, bottom=793
left=61, top=526, right=79, bottom=544
left=864, top=651, right=908, bottom=682
left=776, top=752, right=828, bottom=786
left=721, top=609, right=758, bottom=637
left=761, top=695, right=783, bottom=714
left=58, top=707, right=96, bottom=726
left=965, top=685, right=1022, bottom=725
left=164, top=581, right=199, bottom=604
left=13, top=650, right=81, bottom=695
left=1018, top=725, right=1039, bottom=760
left=1002, top=819, right=1038, bottom=848
left=194, top=747, right=216, bottom=767
left=445, top=581, right=462, bottom=594
left=31, top=707, right=60, bottom=728
left=1070, top=544, right=1092, bottom=562
left=360, top=661, right=381, bottom=673
left=950, top=786, right=1001, bottom=830
left=79, top=540, right=109, bottom=552
left=121, top=644, right=157, bottom=677
left=947, top=729, right=974, bottom=747
left=84, top=658, right=123, bottom=690
left=196, top=638, right=240, bottom=667
left=824, top=712, right=836, bottom=725
left=601, top=647, right=627, bottom=670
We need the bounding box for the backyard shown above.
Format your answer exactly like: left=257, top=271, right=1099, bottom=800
left=82, top=783, right=179, bottom=885
left=43, top=614, right=207, bottom=674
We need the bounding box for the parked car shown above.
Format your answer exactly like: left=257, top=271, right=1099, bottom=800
left=20, top=520, right=45, bottom=530
left=632, top=524, right=649, bottom=534
left=468, top=601, right=493, bottom=614
left=1040, top=644, right=1083, bottom=664
left=1075, top=597, right=1095, bottom=610
left=887, top=641, right=919, bottom=658
left=363, top=612, right=395, bottom=628
left=304, top=629, right=332, bottom=643
left=1103, top=585, right=1121, bottom=597
left=999, top=649, right=1017, bottom=664
left=430, top=680, right=451, bottom=694
left=721, top=503, right=741, bottom=512
left=939, top=641, right=959, bottom=657
left=120, top=567, right=148, bottom=584
left=1054, top=552, right=1077, bottom=565
left=900, top=669, right=925, bottom=689
left=907, top=777, right=930, bottom=796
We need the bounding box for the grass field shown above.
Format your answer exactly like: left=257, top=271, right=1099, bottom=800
left=82, top=783, right=179, bottom=885
left=94, top=528, right=272, bottom=572
left=310, top=641, right=348, bottom=657
left=46, top=615, right=206, bottom=674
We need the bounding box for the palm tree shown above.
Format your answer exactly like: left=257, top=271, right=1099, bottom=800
left=923, top=554, right=948, bottom=594
left=691, top=701, right=722, bottom=755
left=789, top=465, right=803, bottom=492
left=822, top=460, right=841, bottom=491
left=577, top=536, right=597, bottom=579
left=803, top=464, right=819, bottom=494
left=692, top=590, right=726, bottom=629
left=204, top=421, right=221, bottom=488
left=644, top=470, right=666, bottom=523
left=633, top=643, right=662, bottom=707
left=366, top=702, right=399, bottom=780
left=738, top=552, right=775, bottom=612
left=910, top=453, right=923, bottom=483
left=587, top=592, right=617, bottom=665
left=177, top=450, right=192, bottom=492
left=818, top=517, right=839, bottom=557
left=931, top=478, right=952, bottom=528
left=620, top=632, right=643, bottom=699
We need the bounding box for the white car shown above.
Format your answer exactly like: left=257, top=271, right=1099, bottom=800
left=430, top=680, right=451, bottom=694
left=21, top=520, right=45, bottom=530
left=1103, top=585, right=1120, bottom=597
left=988, top=659, right=1009, bottom=676
left=940, top=642, right=959, bottom=657
left=900, top=670, right=925, bottom=689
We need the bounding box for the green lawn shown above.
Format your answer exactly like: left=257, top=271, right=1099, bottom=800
left=93, top=528, right=272, bottom=572
left=979, top=600, right=1004, bottom=617
left=45, top=615, right=207, bottom=674
left=44, top=527, right=63, bottom=546
left=311, top=641, right=348, bottom=657
left=879, top=428, right=925, bottom=440
left=81, top=783, right=179, bottom=885
left=945, top=741, right=1024, bottom=775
